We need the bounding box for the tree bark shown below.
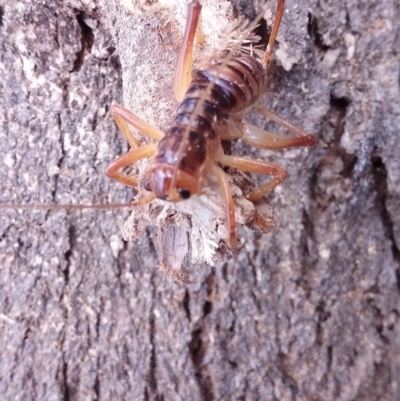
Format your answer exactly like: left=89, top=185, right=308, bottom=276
left=0, top=0, right=399, bottom=400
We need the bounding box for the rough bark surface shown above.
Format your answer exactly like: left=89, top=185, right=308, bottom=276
left=0, top=0, right=399, bottom=400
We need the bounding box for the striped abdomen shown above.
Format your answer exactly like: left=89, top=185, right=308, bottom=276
left=144, top=56, right=267, bottom=201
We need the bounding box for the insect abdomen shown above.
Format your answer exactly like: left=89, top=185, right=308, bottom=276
left=156, top=55, right=267, bottom=167
left=192, top=55, right=267, bottom=116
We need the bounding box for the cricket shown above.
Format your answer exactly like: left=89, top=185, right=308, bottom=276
left=1, top=0, right=316, bottom=280
left=106, top=0, right=316, bottom=249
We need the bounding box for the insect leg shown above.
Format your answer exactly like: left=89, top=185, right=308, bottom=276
left=111, top=103, right=164, bottom=143
left=217, top=153, right=287, bottom=202
left=108, top=105, right=163, bottom=186
left=105, top=143, right=158, bottom=187
left=241, top=105, right=316, bottom=149
left=263, top=0, right=285, bottom=67
left=253, top=210, right=276, bottom=233
left=209, top=163, right=238, bottom=248
left=173, top=0, right=203, bottom=102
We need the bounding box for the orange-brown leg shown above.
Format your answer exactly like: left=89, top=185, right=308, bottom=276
left=107, top=104, right=164, bottom=187
left=263, top=0, right=286, bottom=67
left=209, top=163, right=238, bottom=248
left=242, top=105, right=316, bottom=149
left=105, top=143, right=158, bottom=187
left=111, top=105, right=140, bottom=149
left=173, top=0, right=203, bottom=102
left=216, top=153, right=287, bottom=202
left=253, top=210, right=276, bottom=233
left=111, top=103, right=164, bottom=142
left=195, top=11, right=205, bottom=45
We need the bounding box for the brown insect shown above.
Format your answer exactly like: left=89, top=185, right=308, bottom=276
left=105, top=0, right=316, bottom=247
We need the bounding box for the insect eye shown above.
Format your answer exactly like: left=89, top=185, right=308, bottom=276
left=178, top=188, right=191, bottom=200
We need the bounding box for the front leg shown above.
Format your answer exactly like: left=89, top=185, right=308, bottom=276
left=111, top=104, right=164, bottom=142
left=216, top=153, right=287, bottom=202
left=209, top=163, right=238, bottom=248
left=107, top=104, right=164, bottom=187
left=105, top=143, right=158, bottom=188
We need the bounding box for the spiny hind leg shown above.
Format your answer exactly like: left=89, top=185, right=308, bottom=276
left=173, top=0, right=204, bottom=102
left=216, top=153, right=287, bottom=202
left=241, top=105, right=316, bottom=149
left=263, top=0, right=286, bottom=67
left=105, top=143, right=158, bottom=188
left=209, top=163, right=238, bottom=248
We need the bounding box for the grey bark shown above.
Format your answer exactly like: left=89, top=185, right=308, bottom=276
left=0, top=0, right=399, bottom=400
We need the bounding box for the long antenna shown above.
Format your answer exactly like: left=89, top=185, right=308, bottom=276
left=0, top=203, right=135, bottom=210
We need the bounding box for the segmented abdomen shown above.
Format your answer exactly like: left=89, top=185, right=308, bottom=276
left=155, top=55, right=267, bottom=175
left=194, top=55, right=267, bottom=115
